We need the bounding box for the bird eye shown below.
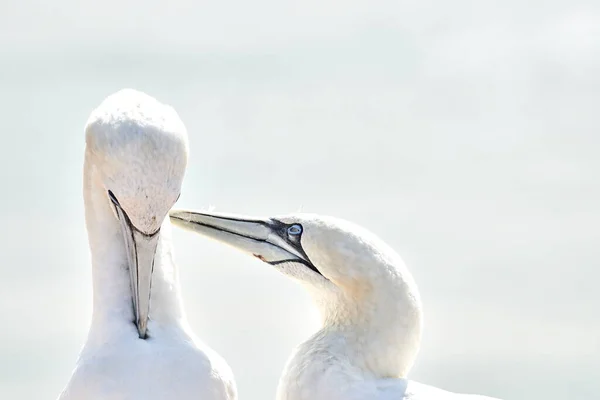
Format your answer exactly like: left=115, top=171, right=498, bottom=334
left=287, top=224, right=302, bottom=236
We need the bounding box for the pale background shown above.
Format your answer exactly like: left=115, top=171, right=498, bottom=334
left=1, top=1, right=598, bottom=399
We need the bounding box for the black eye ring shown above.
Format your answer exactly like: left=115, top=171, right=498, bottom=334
left=287, top=224, right=302, bottom=236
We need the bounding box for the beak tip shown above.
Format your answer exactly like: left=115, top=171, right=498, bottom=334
left=169, top=211, right=197, bottom=231
left=137, top=321, right=148, bottom=339
left=169, top=210, right=188, bottom=221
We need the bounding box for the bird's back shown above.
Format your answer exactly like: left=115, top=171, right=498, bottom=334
left=385, top=380, right=502, bottom=400
left=279, top=371, right=502, bottom=400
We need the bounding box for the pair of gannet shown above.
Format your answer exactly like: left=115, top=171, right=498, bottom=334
left=58, top=89, right=502, bottom=400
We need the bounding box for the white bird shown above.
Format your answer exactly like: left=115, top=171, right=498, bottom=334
left=169, top=210, right=503, bottom=400
left=57, top=89, right=237, bottom=400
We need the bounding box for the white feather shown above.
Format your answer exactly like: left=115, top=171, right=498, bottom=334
left=57, top=89, right=237, bottom=400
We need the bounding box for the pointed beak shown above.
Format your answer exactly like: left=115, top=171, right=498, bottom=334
left=169, top=209, right=317, bottom=273
left=114, top=201, right=160, bottom=339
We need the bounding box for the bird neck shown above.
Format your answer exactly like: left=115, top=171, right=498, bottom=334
left=82, top=154, right=187, bottom=340
left=306, top=272, right=423, bottom=379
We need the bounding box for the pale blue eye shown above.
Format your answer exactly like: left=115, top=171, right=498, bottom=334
left=287, top=224, right=302, bottom=236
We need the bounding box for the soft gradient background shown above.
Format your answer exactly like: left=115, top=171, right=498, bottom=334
left=1, top=1, right=598, bottom=399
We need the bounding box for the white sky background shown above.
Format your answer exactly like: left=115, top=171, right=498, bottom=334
left=0, top=1, right=599, bottom=399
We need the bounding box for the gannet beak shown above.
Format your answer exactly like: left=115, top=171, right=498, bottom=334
left=112, top=198, right=159, bottom=339
left=169, top=209, right=318, bottom=273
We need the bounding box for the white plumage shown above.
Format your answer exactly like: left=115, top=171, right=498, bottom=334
left=57, top=89, right=237, bottom=400
left=169, top=210, right=502, bottom=400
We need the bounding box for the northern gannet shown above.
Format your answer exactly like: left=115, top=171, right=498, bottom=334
left=57, top=90, right=237, bottom=400
left=169, top=210, right=502, bottom=400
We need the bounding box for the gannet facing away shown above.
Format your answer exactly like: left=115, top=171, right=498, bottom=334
left=169, top=210, right=502, bottom=400
left=57, top=90, right=236, bottom=400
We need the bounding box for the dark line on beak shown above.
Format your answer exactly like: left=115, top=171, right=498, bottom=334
left=171, top=216, right=269, bottom=244
left=268, top=258, right=322, bottom=276
left=173, top=215, right=324, bottom=277
left=173, top=212, right=271, bottom=226
left=108, top=190, right=155, bottom=340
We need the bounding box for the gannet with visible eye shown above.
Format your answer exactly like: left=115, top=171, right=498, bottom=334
left=57, top=90, right=237, bottom=400
left=169, top=210, right=502, bottom=400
